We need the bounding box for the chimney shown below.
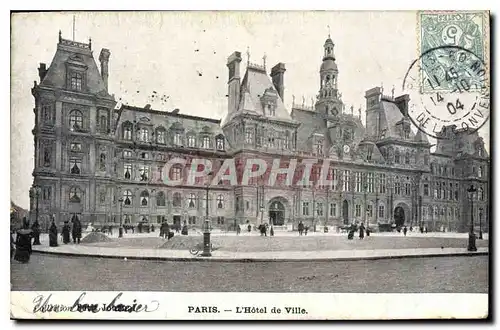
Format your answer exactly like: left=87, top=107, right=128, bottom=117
left=394, top=94, right=410, bottom=116
left=270, top=63, right=286, bottom=100
left=144, top=104, right=151, bottom=110
left=38, top=63, right=47, bottom=82
left=227, top=51, right=242, bottom=114
left=99, top=48, right=111, bottom=92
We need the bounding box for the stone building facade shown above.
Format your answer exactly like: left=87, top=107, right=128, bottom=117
left=30, top=33, right=489, bottom=232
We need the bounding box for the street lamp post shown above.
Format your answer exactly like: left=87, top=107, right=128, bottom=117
left=30, top=186, right=42, bottom=245
left=118, top=197, right=124, bottom=238
left=479, top=209, right=483, bottom=240
left=467, top=185, right=477, bottom=251
left=201, top=172, right=213, bottom=257
left=363, top=177, right=368, bottom=228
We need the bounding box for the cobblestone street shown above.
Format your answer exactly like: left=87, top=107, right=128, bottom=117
left=11, top=254, right=488, bottom=293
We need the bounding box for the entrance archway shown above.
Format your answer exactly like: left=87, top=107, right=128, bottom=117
left=342, top=200, right=349, bottom=224
left=268, top=200, right=285, bottom=226
left=394, top=206, right=405, bottom=227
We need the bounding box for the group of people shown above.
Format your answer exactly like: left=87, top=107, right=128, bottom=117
left=258, top=223, right=274, bottom=236
left=11, top=216, right=83, bottom=263
left=347, top=222, right=369, bottom=240
left=297, top=221, right=309, bottom=236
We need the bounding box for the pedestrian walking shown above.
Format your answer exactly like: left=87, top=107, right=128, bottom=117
left=359, top=223, right=365, bottom=239
left=14, top=222, right=33, bottom=263
left=181, top=221, right=188, bottom=235
left=71, top=216, right=82, bottom=244
left=304, top=225, right=309, bottom=236
left=403, top=226, right=408, bottom=236
left=48, top=220, right=58, bottom=247
left=236, top=224, right=241, bottom=235
left=31, top=220, right=41, bottom=245
left=298, top=221, right=304, bottom=236
left=270, top=226, right=274, bottom=237
left=425, top=227, right=428, bottom=234
left=62, top=221, right=71, bottom=244
left=151, top=224, right=155, bottom=232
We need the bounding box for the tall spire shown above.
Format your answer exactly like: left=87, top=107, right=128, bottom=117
left=327, top=25, right=331, bottom=39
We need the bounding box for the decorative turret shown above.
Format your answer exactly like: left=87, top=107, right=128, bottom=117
left=315, top=36, right=343, bottom=117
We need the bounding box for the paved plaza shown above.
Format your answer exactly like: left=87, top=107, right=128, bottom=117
left=11, top=230, right=489, bottom=293
left=11, top=254, right=488, bottom=293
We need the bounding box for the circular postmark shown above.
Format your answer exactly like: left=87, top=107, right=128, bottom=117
left=403, top=45, right=489, bottom=139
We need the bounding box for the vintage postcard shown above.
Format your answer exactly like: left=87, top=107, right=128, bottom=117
left=10, top=10, right=490, bottom=320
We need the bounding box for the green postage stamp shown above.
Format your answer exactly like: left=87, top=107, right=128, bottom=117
left=418, top=11, right=489, bottom=94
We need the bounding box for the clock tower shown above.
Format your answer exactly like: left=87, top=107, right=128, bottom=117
left=315, top=36, right=343, bottom=117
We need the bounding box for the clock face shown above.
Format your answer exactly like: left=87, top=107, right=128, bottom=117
left=343, top=145, right=350, bottom=154
left=331, top=108, right=338, bottom=116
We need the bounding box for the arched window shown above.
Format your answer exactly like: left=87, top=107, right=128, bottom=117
left=123, top=190, right=133, bottom=205
left=156, top=191, right=166, bottom=206
left=122, top=122, right=133, bottom=140
left=217, top=194, right=224, bottom=209
left=140, top=190, right=149, bottom=206
left=172, top=192, right=182, bottom=207
left=99, top=153, right=106, bottom=171
left=69, top=110, right=83, bottom=131
left=69, top=187, right=81, bottom=203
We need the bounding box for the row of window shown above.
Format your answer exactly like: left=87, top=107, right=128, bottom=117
left=116, top=215, right=226, bottom=225
left=121, top=123, right=226, bottom=150
left=422, top=206, right=485, bottom=220
left=300, top=201, right=385, bottom=219
left=422, top=183, right=485, bottom=201
left=244, top=129, right=292, bottom=150
left=68, top=187, right=227, bottom=209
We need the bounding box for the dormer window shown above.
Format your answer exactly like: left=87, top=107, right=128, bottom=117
left=267, top=103, right=275, bottom=116
left=173, top=133, right=182, bottom=146
left=187, top=135, right=196, bottom=148
left=215, top=134, right=225, bottom=151
left=314, top=137, right=323, bottom=155
left=122, top=122, right=133, bottom=140
left=138, top=127, right=149, bottom=142
left=366, top=145, right=373, bottom=161
left=245, top=129, right=254, bottom=144
left=70, top=72, right=83, bottom=91
left=202, top=136, right=210, bottom=149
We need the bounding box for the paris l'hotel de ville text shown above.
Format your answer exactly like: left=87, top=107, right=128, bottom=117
left=29, top=32, right=489, bottom=232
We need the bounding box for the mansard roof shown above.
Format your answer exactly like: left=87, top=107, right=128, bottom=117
left=39, top=37, right=111, bottom=98
left=239, top=64, right=294, bottom=122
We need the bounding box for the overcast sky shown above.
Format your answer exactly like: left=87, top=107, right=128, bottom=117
left=11, top=11, right=489, bottom=208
